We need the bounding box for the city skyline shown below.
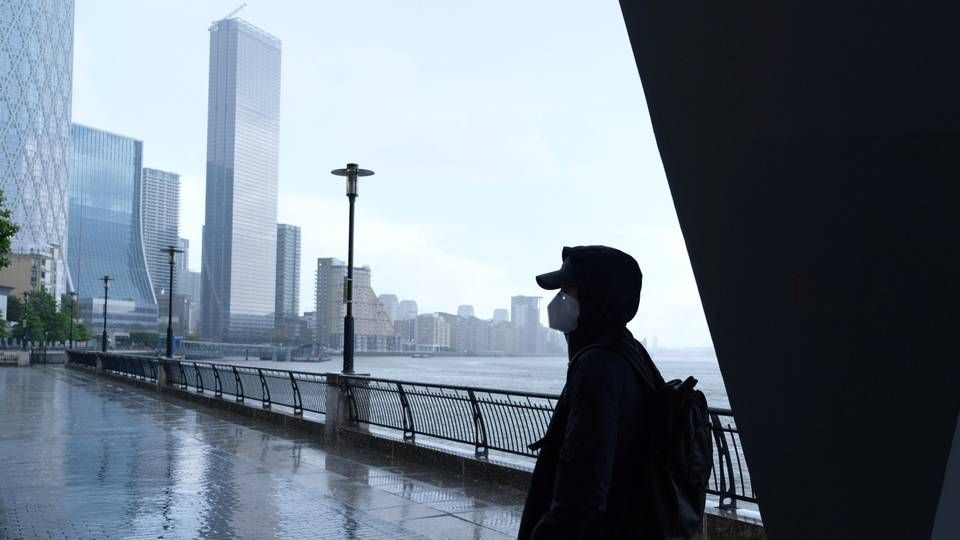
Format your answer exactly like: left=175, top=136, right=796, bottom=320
left=71, top=1, right=713, bottom=347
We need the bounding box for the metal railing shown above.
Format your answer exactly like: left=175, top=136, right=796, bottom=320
left=65, top=352, right=755, bottom=507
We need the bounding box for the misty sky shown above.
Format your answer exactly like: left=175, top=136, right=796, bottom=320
left=71, top=0, right=713, bottom=348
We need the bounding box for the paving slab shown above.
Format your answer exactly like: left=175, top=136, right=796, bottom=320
left=0, top=367, right=527, bottom=539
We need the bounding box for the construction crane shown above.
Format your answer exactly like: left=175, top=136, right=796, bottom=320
left=223, top=3, right=247, bottom=20
left=210, top=3, right=246, bottom=30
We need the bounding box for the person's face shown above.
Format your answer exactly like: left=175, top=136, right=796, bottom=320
left=561, top=286, right=579, bottom=301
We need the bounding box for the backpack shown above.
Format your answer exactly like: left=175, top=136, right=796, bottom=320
left=579, top=343, right=713, bottom=539
left=628, top=360, right=713, bottom=539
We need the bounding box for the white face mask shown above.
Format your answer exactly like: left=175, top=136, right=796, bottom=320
left=547, top=291, right=580, bottom=333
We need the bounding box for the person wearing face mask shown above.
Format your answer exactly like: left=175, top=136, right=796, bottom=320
left=518, top=245, right=666, bottom=540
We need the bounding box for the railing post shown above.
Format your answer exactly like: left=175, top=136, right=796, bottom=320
left=212, top=365, right=223, bottom=398
left=709, top=411, right=738, bottom=510
left=467, top=389, right=489, bottom=458
left=178, top=362, right=188, bottom=390
left=397, top=382, right=415, bottom=441
left=233, top=366, right=244, bottom=402
left=290, top=372, right=303, bottom=416
left=95, top=352, right=103, bottom=374
left=258, top=368, right=271, bottom=409
left=155, top=359, right=167, bottom=391
left=193, top=362, right=204, bottom=394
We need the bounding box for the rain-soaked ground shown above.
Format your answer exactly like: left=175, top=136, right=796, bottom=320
left=0, top=367, right=525, bottom=539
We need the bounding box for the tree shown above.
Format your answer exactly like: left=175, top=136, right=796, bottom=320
left=6, top=296, right=22, bottom=323
left=0, top=189, right=19, bottom=270
left=75, top=323, right=92, bottom=343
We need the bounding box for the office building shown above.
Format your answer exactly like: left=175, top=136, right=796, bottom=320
left=141, top=168, right=180, bottom=296
left=0, top=0, right=74, bottom=297
left=457, top=305, right=475, bottom=318
left=67, top=124, right=157, bottom=336
left=201, top=17, right=281, bottom=340
left=511, top=296, right=541, bottom=354
left=275, top=224, right=300, bottom=319
left=379, top=294, right=399, bottom=322
left=314, top=258, right=396, bottom=352
left=0, top=246, right=67, bottom=299
left=492, top=308, right=509, bottom=323
left=394, top=318, right=417, bottom=351
left=398, top=300, right=419, bottom=321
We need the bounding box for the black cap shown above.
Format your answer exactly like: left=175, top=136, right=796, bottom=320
left=536, top=257, right=576, bottom=290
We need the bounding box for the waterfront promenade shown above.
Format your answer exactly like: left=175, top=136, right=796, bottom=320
left=0, top=367, right=524, bottom=539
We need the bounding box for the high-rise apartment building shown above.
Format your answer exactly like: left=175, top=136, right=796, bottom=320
left=314, top=258, right=396, bottom=352
left=201, top=17, right=281, bottom=341
left=67, top=124, right=157, bottom=336
left=0, top=0, right=74, bottom=297
left=416, top=313, right=450, bottom=352
left=511, top=296, right=541, bottom=355
left=141, top=168, right=180, bottom=296
left=176, top=238, right=190, bottom=275
left=492, top=308, right=509, bottom=323
left=457, top=305, right=475, bottom=318
left=275, top=223, right=300, bottom=320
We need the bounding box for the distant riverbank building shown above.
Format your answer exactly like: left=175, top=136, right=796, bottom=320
left=314, top=258, right=397, bottom=352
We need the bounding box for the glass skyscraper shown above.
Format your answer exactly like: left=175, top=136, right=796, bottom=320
left=68, top=124, right=157, bottom=335
left=201, top=17, right=281, bottom=341
left=0, top=0, right=74, bottom=294
left=141, top=167, right=180, bottom=296
left=275, top=223, right=300, bottom=320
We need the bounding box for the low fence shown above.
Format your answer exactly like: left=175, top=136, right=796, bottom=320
left=66, top=351, right=756, bottom=508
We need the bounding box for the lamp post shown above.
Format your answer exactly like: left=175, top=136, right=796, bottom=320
left=101, top=275, right=111, bottom=353
left=330, top=163, right=374, bottom=375
left=161, top=246, right=183, bottom=358
left=68, top=291, right=77, bottom=349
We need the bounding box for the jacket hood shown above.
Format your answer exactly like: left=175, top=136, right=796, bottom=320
left=557, top=245, right=643, bottom=357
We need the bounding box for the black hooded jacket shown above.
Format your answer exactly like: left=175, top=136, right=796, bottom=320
left=518, top=246, right=665, bottom=540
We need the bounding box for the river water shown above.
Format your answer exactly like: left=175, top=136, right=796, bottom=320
left=215, top=349, right=730, bottom=410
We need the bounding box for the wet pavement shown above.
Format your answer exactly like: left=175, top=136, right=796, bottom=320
left=0, top=367, right=526, bottom=539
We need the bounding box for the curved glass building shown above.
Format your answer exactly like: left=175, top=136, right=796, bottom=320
left=0, top=0, right=74, bottom=293
left=68, top=124, right=157, bottom=336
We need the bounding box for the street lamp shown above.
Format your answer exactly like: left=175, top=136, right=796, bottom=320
left=68, top=291, right=78, bottom=349
left=330, top=163, right=374, bottom=375
left=161, top=246, right=183, bottom=358
left=101, top=275, right=111, bottom=353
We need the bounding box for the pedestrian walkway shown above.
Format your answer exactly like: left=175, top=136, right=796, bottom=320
left=0, top=367, right=525, bottom=539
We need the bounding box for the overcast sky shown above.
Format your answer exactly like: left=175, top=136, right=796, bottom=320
left=71, top=0, right=713, bottom=348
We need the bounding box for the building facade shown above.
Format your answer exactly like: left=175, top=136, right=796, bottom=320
left=416, top=313, right=450, bottom=352
left=457, top=305, right=475, bottom=319
left=511, top=295, right=541, bottom=355
left=201, top=17, right=281, bottom=341
left=0, top=0, right=74, bottom=297
left=398, top=300, right=418, bottom=321
left=492, top=308, right=509, bottom=323
left=378, top=294, right=399, bottom=322
left=67, top=124, right=157, bottom=336
left=141, top=168, right=180, bottom=297
left=275, top=224, right=300, bottom=319
left=314, top=258, right=396, bottom=352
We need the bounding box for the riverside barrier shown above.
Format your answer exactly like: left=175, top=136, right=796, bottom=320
left=66, top=350, right=756, bottom=511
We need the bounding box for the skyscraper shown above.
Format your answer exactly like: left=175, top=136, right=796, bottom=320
left=141, top=168, right=180, bottom=296
left=275, top=223, right=300, bottom=319
left=201, top=17, right=282, bottom=341
left=398, top=300, right=419, bottom=321
left=379, top=294, right=399, bottom=321
left=0, top=0, right=74, bottom=296
left=67, top=124, right=157, bottom=335
left=457, top=305, right=475, bottom=318
left=492, top=308, right=509, bottom=323
left=511, top=295, right=541, bottom=355
left=176, top=237, right=190, bottom=275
